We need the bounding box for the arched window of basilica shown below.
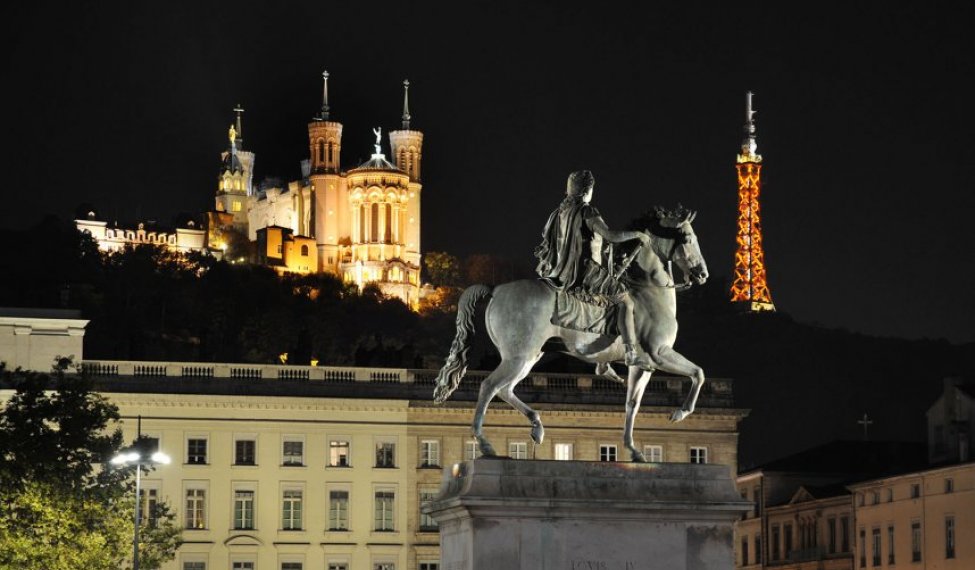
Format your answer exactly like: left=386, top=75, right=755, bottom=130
left=301, top=244, right=309, bottom=256
left=317, top=140, right=326, bottom=164
left=371, top=203, right=379, bottom=243
left=384, top=203, right=392, bottom=243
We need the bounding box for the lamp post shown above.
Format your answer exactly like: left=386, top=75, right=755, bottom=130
left=111, top=449, right=171, bottom=570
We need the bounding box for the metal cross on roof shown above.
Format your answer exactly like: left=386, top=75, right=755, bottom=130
left=858, top=413, right=874, bottom=440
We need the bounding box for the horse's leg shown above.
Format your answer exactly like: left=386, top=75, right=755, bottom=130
left=648, top=346, right=705, bottom=423
left=595, top=362, right=625, bottom=384
left=471, top=357, right=538, bottom=457
left=496, top=356, right=545, bottom=445
left=623, top=366, right=655, bottom=462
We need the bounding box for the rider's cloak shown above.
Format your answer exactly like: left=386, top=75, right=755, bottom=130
left=534, top=199, right=599, bottom=292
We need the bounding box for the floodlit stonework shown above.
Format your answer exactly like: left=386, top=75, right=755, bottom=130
left=212, top=75, right=423, bottom=307
left=75, top=215, right=206, bottom=255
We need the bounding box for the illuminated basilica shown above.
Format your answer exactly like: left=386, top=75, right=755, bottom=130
left=78, top=71, right=424, bottom=309
left=211, top=71, right=424, bottom=308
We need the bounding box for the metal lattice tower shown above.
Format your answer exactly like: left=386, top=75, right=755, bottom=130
left=730, top=91, right=775, bottom=311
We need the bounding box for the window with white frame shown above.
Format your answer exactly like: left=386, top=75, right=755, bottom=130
left=185, top=487, right=206, bottom=529
left=328, top=490, right=349, bottom=530
left=283, top=437, right=304, bottom=466
left=373, top=563, right=395, bottom=570
left=419, top=486, right=438, bottom=531
left=375, top=441, right=396, bottom=468
left=509, top=442, right=528, bottom=459
left=420, top=440, right=440, bottom=467
left=689, top=446, right=708, bottom=464
left=138, top=486, right=160, bottom=528
left=232, top=562, right=254, bottom=570
left=599, top=444, right=617, bottom=462
left=643, top=445, right=663, bottom=462
left=235, top=438, right=256, bottom=466
left=329, top=440, right=350, bottom=467
left=374, top=490, right=395, bottom=531
left=554, top=443, right=573, bottom=460
left=464, top=440, right=479, bottom=461
left=281, top=563, right=302, bottom=570
left=282, top=489, right=303, bottom=530
left=233, top=490, right=255, bottom=530
left=327, top=564, right=348, bottom=570
left=183, top=562, right=206, bottom=570
left=419, top=563, right=440, bottom=570
left=187, top=438, right=208, bottom=464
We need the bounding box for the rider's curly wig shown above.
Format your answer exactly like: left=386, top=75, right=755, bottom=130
left=565, top=170, right=595, bottom=197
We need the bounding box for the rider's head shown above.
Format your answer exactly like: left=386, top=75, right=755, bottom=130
left=566, top=170, right=595, bottom=203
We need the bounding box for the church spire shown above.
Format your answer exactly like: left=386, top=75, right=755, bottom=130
left=233, top=104, right=244, bottom=148
left=317, top=69, right=330, bottom=121
left=401, top=79, right=411, bottom=130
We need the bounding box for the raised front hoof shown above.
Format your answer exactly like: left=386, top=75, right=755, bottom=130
left=630, top=449, right=648, bottom=463
left=670, top=409, right=690, bottom=423
left=530, top=423, right=545, bottom=445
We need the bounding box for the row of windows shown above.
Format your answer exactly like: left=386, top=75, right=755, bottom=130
left=856, top=478, right=954, bottom=507
left=858, top=517, right=956, bottom=567
left=172, top=437, right=709, bottom=468
left=181, top=485, right=432, bottom=533
left=184, top=561, right=437, bottom=570
left=763, top=516, right=852, bottom=563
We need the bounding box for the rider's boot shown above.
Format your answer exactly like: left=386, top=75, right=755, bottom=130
left=624, top=343, right=654, bottom=369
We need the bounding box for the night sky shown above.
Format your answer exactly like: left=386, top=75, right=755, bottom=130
left=2, top=3, right=973, bottom=343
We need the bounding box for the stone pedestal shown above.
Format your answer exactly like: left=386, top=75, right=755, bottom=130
left=423, top=459, right=750, bottom=570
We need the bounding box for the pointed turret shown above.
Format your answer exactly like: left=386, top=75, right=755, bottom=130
left=401, top=79, right=411, bottom=130
left=389, top=78, right=423, bottom=183
left=316, top=69, right=330, bottom=121
left=308, top=68, right=342, bottom=174
left=233, top=104, right=245, bottom=148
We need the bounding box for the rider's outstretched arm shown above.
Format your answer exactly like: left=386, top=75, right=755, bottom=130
left=589, top=216, right=649, bottom=246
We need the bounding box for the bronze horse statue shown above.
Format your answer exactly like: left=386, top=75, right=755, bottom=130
left=433, top=207, right=709, bottom=462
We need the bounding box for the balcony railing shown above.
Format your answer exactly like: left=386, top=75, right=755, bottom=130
left=77, top=359, right=735, bottom=405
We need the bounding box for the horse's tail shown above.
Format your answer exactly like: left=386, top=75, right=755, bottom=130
left=433, top=284, right=493, bottom=404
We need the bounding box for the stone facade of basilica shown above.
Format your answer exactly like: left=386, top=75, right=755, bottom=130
left=212, top=75, right=423, bottom=308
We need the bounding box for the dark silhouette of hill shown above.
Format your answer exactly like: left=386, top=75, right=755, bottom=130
left=673, top=278, right=975, bottom=469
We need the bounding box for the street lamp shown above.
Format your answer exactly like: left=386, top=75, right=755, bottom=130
left=111, top=449, right=171, bottom=570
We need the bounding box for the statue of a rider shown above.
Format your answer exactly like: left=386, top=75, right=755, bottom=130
left=534, top=170, right=653, bottom=368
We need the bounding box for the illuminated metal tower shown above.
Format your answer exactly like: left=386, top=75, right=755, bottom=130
left=730, top=91, right=775, bottom=311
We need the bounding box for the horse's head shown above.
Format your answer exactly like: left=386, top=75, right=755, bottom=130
left=644, top=206, right=709, bottom=286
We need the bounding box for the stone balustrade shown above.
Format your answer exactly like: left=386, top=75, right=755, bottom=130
left=77, top=359, right=735, bottom=405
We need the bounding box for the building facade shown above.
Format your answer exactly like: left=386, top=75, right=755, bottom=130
left=734, top=441, right=928, bottom=570
left=75, top=214, right=206, bottom=255
left=69, top=359, right=745, bottom=570
left=926, top=377, right=974, bottom=465
left=848, top=462, right=973, bottom=570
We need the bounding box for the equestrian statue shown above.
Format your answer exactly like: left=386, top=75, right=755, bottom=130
left=432, top=170, right=710, bottom=462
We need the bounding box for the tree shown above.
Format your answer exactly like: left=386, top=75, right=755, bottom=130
left=0, top=360, right=181, bottom=570
left=423, top=251, right=461, bottom=287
